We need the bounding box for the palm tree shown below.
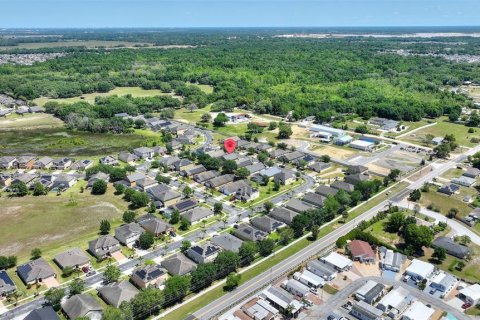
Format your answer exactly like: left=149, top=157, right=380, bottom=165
left=222, top=217, right=228, bottom=229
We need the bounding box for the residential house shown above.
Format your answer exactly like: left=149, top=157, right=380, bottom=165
left=211, top=234, right=243, bottom=253
left=405, top=259, right=434, bottom=281
left=438, top=184, right=459, bottom=195
left=136, top=177, right=158, bottom=191
left=331, top=180, right=355, bottom=193
left=0, top=156, right=17, bottom=169
left=125, top=172, right=146, bottom=188
left=33, top=156, right=54, bottom=169
left=17, top=155, right=36, bottom=169
left=54, top=248, right=90, bottom=270
left=206, top=149, right=225, bottom=158
left=115, top=223, right=145, bottom=247
left=236, top=157, right=254, bottom=168
left=348, top=240, right=376, bottom=263
left=273, top=169, right=296, bottom=185
left=269, top=148, right=289, bottom=159
left=87, top=172, right=110, bottom=188
left=315, top=185, right=339, bottom=197
left=181, top=207, right=214, bottom=223
left=118, top=151, right=137, bottom=164
left=452, top=176, right=476, bottom=187
left=270, top=207, right=298, bottom=225
left=302, top=192, right=325, bottom=207
left=221, top=153, right=239, bottom=161
left=204, top=174, right=235, bottom=189
left=320, top=252, right=353, bottom=271
left=131, top=264, right=168, bottom=289
left=98, top=281, right=139, bottom=307
left=279, top=151, right=304, bottom=163
left=24, top=306, right=60, bottom=320
left=307, top=260, right=337, bottom=281
left=133, top=147, right=155, bottom=159
left=233, top=224, right=267, bottom=241
left=250, top=216, right=285, bottom=233
left=241, top=297, right=278, bottom=320
left=186, top=242, right=222, bottom=264
left=181, top=164, right=206, bottom=177
left=167, top=140, right=182, bottom=150
left=170, top=198, right=198, bottom=213
left=402, top=301, right=434, bottom=320
left=172, top=159, right=193, bottom=172
left=458, top=283, right=480, bottom=306
left=376, top=287, right=411, bottom=314
left=147, top=184, right=181, bottom=207
left=293, top=270, right=325, bottom=289
left=432, top=237, right=471, bottom=259
left=220, top=179, right=250, bottom=195
left=430, top=272, right=457, bottom=295
left=379, top=247, right=405, bottom=272
left=347, top=165, right=369, bottom=175
left=152, top=146, right=167, bottom=156
left=260, top=286, right=303, bottom=318
left=138, top=214, right=173, bottom=237
left=12, top=173, right=36, bottom=187
left=351, top=300, right=384, bottom=320
left=100, top=155, right=119, bottom=166
left=282, top=279, right=310, bottom=297
left=284, top=198, right=314, bottom=213
left=193, top=170, right=220, bottom=183
left=463, top=167, right=480, bottom=178
left=88, top=235, right=121, bottom=260
left=345, top=174, right=370, bottom=185
left=0, top=270, right=16, bottom=297
left=62, top=294, right=103, bottom=320
left=245, top=162, right=266, bottom=175
left=162, top=253, right=197, bottom=276
left=70, top=159, right=94, bottom=171
left=309, top=161, right=331, bottom=173
left=235, top=185, right=259, bottom=202
left=257, top=166, right=282, bottom=179
left=0, top=173, right=12, bottom=188
left=355, top=280, right=385, bottom=304
left=51, top=174, right=77, bottom=191
left=52, top=158, right=72, bottom=170
left=16, top=258, right=56, bottom=285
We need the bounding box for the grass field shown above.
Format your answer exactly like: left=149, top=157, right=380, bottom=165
left=418, top=189, right=473, bottom=217
left=440, top=168, right=465, bottom=180
left=33, top=86, right=175, bottom=106
left=174, top=105, right=211, bottom=124
left=0, top=127, right=161, bottom=157
left=0, top=113, right=64, bottom=131
left=365, top=219, right=403, bottom=246
left=400, top=116, right=480, bottom=147
left=0, top=181, right=130, bottom=261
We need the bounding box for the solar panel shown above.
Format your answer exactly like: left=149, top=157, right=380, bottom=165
left=0, top=270, right=14, bottom=286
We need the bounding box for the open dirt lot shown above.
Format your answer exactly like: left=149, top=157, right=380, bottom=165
left=0, top=113, right=64, bottom=131
left=311, top=145, right=358, bottom=160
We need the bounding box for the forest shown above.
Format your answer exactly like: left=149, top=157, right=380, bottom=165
left=1, top=32, right=480, bottom=123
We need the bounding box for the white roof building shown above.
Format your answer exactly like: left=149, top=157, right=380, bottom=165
left=377, top=287, right=411, bottom=313
left=459, top=283, right=480, bottom=305
left=349, top=140, right=375, bottom=151
left=405, top=259, right=434, bottom=280
left=320, top=252, right=353, bottom=271
left=294, top=270, right=326, bottom=288
left=402, top=301, right=434, bottom=320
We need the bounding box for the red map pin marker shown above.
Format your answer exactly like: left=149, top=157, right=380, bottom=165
left=224, top=138, right=236, bottom=154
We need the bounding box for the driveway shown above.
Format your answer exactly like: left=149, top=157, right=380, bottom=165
left=42, top=276, right=60, bottom=288
left=111, top=251, right=126, bottom=262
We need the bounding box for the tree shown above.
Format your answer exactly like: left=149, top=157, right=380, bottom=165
left=139, top=232, right=155, bottom=250
left=263, top=201, right=274, bottom=213
left=0, top=256, right=17, bottom=269
left=404, top=224, right=433, bottom=251
left=31, top=248, right=42, bottom=260
left=388, top=169, right=401, bottom=181
left=169, top=209, right=181, bottom=224
left=257, top=239, right=275, bottom=257
left=164, top=275, right=191, bottom=303
left=104, top=264, right=121, bottom=283
left=277, top=142, right=288, bottom=150
left=122, top=210, right=136, bottom=223
left=224, top=273, right=241, bottom=291
left=181, top=240, right=191, bottom=252
left=201, top=113, right=212, bottom=123
left=91, top=180, right=107, bottom=195
left=68, top=278, right=84, bottom=295
left=100, top=219, right=111, bottom=234
left=310, top=225, right=320, bottom=240
left=129, top=287, right=163, bottom=317
left=32, top=182, right=47, bottom=196
left=213, top=113, right=228, bottom=127
left=434, top=143, right=452, bottom=159
left=130, top=191, right=150, bottom=208
left=279, top=227, right=294, bottom=245
left=239, top=241, right=257, bottom=264
left=447, top=207, right=459, bottom=219
left=268, top=122, right=277, bottom=130
left=385, top=211, right=405, bottom=232
left=432, top=247, right=447, bottom=263
left=355, top=125, right=369, bottom=134
left=6, top=290, right=23, bottom=306
left=277, top=122, right=293, bottom=139
left=10, top=181, right=28, bottom=197
left=273, top=180, right=281, bottom=191
left=62, top=266, right=74, bottom=277
left=235, top=167, right=250, bottom=179
left=102, top=305, right=134, bottom=320
left=214, top=251, right=240, bottom=272
left=222, top=160, right=238, bottom=174
left=114, top=184, right=125, bottom=195
left=408, top=189, right=422, bottom=202
left=183, top=185, right=194, bottom=198
left=179, top=217, right=191, bottom=231
left=44, top=287, right=65, bottom=310
left=190, top=262, right=217, bottom=290
left=458, top=235, right=471, bottom=246
left=214, top=202, right=223, bottom=215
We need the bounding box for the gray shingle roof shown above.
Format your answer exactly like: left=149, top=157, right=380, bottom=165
left=98, top=281, right=139, bottom=307
left=62, top=294, right=103, bottom=319
left=162, top=253, right=197, bottom=276
left=16, top=258, right=56, bottom=284
left=211, top=234, right=244, bottom=253
left=54, top=248, right=90, bottom=269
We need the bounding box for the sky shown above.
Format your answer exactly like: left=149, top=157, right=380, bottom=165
left=1, top=0, right=480, bottom=28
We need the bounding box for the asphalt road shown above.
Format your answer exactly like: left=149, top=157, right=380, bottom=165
left=309, top=276, right=468, bottom=320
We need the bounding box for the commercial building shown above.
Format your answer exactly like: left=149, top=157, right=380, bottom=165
left=350, top=140, right=375, bottom=152
left=293, top=270, right=325, bottom=289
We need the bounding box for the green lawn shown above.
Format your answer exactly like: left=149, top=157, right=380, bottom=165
left=236, top=179, right=303, bottom=208
left=441, top=168, right=464, bottom=180
left=213, top=123, right=249, bottom=137
left=418, top=189, right=473, bottom=217
left=0, top=127, right=161, bottom=157
left=174, top=105, right=211, bottom=124
left=323, top=284, right=339, bottom=295
left=387, top=119, right=431, bottom=137
left=0, top=113, right=64, bottom=131
left=189, top=83, right=214, bottom=94
left=400, top=116, right=480, bottom=147
left=365, top=219, right=403, bottom=246
left=33, top=86, right=176, bottom=106
left=0, top=181, right=131, bottom=262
